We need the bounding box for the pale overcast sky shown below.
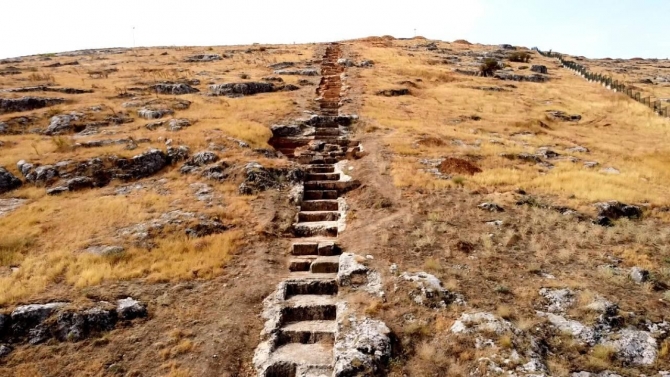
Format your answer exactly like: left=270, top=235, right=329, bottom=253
left=1, top=0, right=668, bottom=59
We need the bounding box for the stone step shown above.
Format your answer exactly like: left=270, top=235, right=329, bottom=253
left=298, top=211, right=340, bottom=222
left=310, top=256, right=340, bottom=273
left=303, top=180, right=357, bottom=192
left=281, top=302, right=337, bottom=322
left=299, top=365, right=334, bottom=377
left=287, top=255, right=340, bottom=273
left=300, top=200, right=339, bottom=212
left=288, top=256, right=316, bottom=272
left=290, top=241, right=340, bottom=257
left=264, top=343, right=333, bottom=376
left=277, top=320, right=337, bottom=345
left=314, top=128, right=341, bottom=136
left=324, top=157, right=338, bottom=164
left=284, top=279, right=338, bottom=298
left=306, top=173, right=340, bottom=181
left=304, top=190, right=338, bottom=200
left=294, top=221, right=338, bottom=237
left=288, top=271, right=338, bottom=280
left=306, top=165, right=335, bottom=173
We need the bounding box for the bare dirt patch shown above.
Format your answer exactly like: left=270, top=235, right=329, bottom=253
left=437, top=157, right=482, bottom=176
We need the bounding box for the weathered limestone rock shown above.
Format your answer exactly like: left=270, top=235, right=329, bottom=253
left=137, top=108, right=174, bottom=120
left=538, top=311, right=598, bottom=345
left=399, top=272, right=455, bottom=308
left=451, top=312, right=516, bottom=335
left=595, top=201, right=642, bottom=220
left=17, top=161, right=59, bottom=186
left=274, top=68, right=320, bottom=76
left=0, top=167, right=22, bottom=194
left=333, top=317, right=391, bottom=377
left=494, top=71, right=547, bottom=82
left=0, top=96, right=65, bottom=114
left=546, top=110, right=582, bottom=122
left=184, top=54, right=222, bottom=62
left=539, top=287, right=575, bottom=313
left=603, top=329, right=657, bottom=365
left=149, top=83, right=199, bottom=95
left=630, top=267, right=650, bottom=283
left=209, top=82, right=275, bottom=97
left=238, top=162, right=303, bottom=195
left=116, top=298, right=147, bottom=320
left=115, top=149, right=168, bottom=180
left=44, top=112, right=84, bottom=135
left=337, top=253, right=368, bottom=286
left=531, top=65, right=548, bottom=74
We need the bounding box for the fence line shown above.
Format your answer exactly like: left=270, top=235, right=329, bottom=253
left=532, top=48, right=669, bottom=118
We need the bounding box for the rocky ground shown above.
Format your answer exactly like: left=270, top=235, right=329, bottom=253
left=1, top=37, right=670, bottom=376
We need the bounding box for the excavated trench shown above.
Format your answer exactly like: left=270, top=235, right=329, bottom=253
left=254, top=43, right=365, bottom=377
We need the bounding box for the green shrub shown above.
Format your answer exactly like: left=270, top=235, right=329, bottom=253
left=479, top=58, right=500, bottom=77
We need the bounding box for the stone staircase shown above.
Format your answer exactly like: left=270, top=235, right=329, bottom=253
left=254, top=43, right=365, bottom=377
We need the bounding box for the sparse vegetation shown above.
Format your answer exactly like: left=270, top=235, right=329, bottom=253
left=509, top=51, right=531, bottom=63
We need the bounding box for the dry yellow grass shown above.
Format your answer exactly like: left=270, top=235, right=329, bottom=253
left=0, top=43, right=314, bottom=304
left=353, top=40, right=670, bottom=209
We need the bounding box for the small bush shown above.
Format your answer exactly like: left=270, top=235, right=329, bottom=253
left=509, top=51, right=531, bottom=63
left=28, top=72, right=55, bottom=83
left=479, top=58, right=500, bottom=77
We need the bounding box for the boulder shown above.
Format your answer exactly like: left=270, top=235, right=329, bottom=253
left=66, top=176, right=94, bottom=191
left=333, top=317, right=391, bottom=377
left=451, top=312, right=516, bottom=335
left=546, top=110, right=582, bottom=122
left=531, top=65, right=548, bottom=74
left=0, top=97, right=65, bottom=114
left=116, top=298, right=147, bottom=320
left=149, top=83, right=199, bottom=95
left=137, top=108, right=174, bottom=120
left=167, top=118, right=191, bottom=131
left=18, top=162, right=59, bottom=186
left=494, top=71, right=547, bottom=82
left=45, top=112, right=83, bottom=135
left=540, top=287, right=575, bottom=313
left=184, top=54, right=222, bottom=62
left=188, top=151, right=218, bottom=167
left=52, top=307, right=118, bottom=342
left=0, top=344, right=12, bottom=358
left=115, top=149, right=168, bottom=180
left=273, top=68, right=319, bottom=76
left=539, top=311, right=598, bottom=345
left=267, top=62, right=295, bottom=70
left=478, top=202, right=504, bottom=212
left=604, top=329, right=657, bottom=365
left=337, top=58, right=354, bottom=67
left=399, top=272, right=455, bottom=308
left=337, top=253, right=368, bottom=286
left=270, top=124, right=302, bottom=137
left=166, top=145, right=190, bottom=164
left=0, top=167, right=22, bottom=194
left=46, top=186, right=69, bottom=195
left=238, top=162, right=304, bottom=195
left=595, top=201, right=642, bottom=220
left=10, top=302, right=68, bottom=342
left=630, top=267, right=649, bottom=284
left=209, top=82, right=275, bottom=97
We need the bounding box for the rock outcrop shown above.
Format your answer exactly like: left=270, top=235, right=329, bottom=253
left=0, top=167, right=22, bottom=194
left=0, top=97, right=65, bottom=114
